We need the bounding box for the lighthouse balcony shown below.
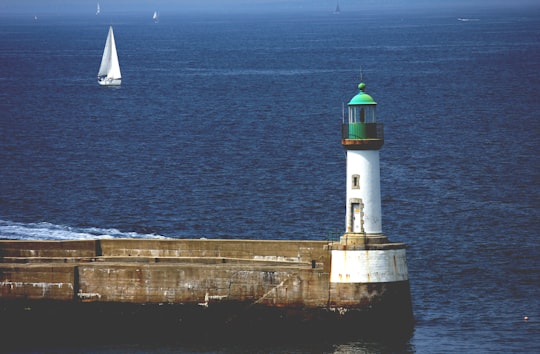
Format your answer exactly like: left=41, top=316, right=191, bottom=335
left=341, top=123, right=384, bottom=150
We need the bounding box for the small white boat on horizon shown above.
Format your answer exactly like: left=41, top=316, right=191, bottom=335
left=153, top=10, right=159, bottom=23
left=97, top=26, right=122, bottom=86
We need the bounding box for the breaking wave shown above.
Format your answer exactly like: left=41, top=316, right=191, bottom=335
left=0, top=219, right=168, bottom=241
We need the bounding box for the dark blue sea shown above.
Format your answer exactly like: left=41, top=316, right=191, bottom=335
left=1, top=5, right=539, bottom=353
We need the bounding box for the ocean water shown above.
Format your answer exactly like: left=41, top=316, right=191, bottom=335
left=1, top=5, right=539, bottom=353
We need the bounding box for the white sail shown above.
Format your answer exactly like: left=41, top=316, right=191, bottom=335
left=96, top=2, right=100, bottom=15
left=97, top=26, right=121, bottom=86
left=153, top=11, right=159, bottom=23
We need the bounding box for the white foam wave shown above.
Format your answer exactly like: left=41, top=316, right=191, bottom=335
left=0, top=220, right=168, bottom=241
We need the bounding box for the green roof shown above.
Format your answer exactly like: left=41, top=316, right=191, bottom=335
left=348, top=82, right=377, bottom=105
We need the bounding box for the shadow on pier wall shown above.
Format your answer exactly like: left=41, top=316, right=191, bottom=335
left=0, top=300, right=414, bottom=352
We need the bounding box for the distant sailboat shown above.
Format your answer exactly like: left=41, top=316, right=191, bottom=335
left=334, top=0, right=341, bottom=14
left=96, top=2, right=100, bottom=15
left=153, top=10, right=159, bottom=23
left=97, top=26, right=122, bottom=86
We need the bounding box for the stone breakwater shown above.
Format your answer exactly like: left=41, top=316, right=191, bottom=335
left=0, top=239, right=413, bottom=346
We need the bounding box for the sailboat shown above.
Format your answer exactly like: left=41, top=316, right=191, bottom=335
left=97, top=26, right=122, bottom=86
left=96, top=2, right=100, bottom=15
left=334, top=0, right=341, bottom=15
left=153, top=10, right=159, bottom=23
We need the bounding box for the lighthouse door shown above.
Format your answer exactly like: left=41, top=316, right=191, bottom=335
left=352, top=203, right=363, bottom=233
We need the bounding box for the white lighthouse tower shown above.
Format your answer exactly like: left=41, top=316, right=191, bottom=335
left=343, top=82, right=383, bottom=238
left=329, top=82, right=412, bottom=330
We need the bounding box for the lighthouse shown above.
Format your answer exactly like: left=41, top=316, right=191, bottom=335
left=342, top=82, right=383, bottom=237
left=329, top=82, right=413, bottom=331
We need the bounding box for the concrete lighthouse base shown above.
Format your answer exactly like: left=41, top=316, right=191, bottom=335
left=331, top=233, right=409, bottom=283
left=328, top=232, right=413, bottom=336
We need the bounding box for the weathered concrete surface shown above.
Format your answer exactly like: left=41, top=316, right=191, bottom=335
left=0, top=263, right=75, bottom=300
left=1, top=239, right=333, bottom=305
left=0, top=240, right=97, bottom=258
left=0, top=238, right=413, bottom=345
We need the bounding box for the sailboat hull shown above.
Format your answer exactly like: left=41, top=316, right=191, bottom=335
left=98, top=77, right=122, bottom=86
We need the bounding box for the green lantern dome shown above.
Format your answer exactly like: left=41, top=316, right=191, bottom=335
left=348, top=83, right=377, bottom=105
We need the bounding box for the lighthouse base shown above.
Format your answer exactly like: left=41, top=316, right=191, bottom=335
left=339, top=232, right=390, bottom=247
left=329, top=233, right=412, bottom=327
left=337, top=232, right=408, bottom=250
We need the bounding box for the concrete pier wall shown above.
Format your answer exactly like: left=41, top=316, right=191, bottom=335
left=0, top=238, right=413, bottom=342
left=1, top=239, right=332, bottom=305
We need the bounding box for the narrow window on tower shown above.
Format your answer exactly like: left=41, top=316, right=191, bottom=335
left=352, top=174, right=360, bottom=189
